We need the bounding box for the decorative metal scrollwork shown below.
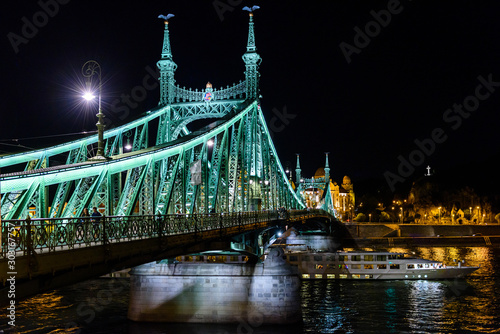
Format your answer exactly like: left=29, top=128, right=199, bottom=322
left=0, top=209, right=329, bottom=258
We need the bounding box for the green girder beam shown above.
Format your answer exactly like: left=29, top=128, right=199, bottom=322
left=0, top=10, right=306, bottom=219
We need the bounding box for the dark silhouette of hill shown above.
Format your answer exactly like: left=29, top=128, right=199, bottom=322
left=354, top=151, right=500, bottom=213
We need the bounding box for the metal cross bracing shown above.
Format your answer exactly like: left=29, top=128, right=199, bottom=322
left=0, top=9, right=305, bottom=220
left=0, top=101, right=303, bottom=219
left=294, top=154, right=337, bottom=217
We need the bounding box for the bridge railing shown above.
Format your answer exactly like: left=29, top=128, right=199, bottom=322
left=0, top=209, right=329, bottom=259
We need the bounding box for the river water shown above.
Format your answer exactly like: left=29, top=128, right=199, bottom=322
left=1, top=246, right=499, bottom=334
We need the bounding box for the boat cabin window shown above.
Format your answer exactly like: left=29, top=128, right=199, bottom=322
left=390, top=264, right=400, bottom=269
left=288, top=255, right=298, bottom=262
left=364, top=255, right=374, bottom=261
left=377, top=264, right=387, bottom=269
left=327, top=274, right=335, bottom=279
left=302, top=256, right=310, bottom=261
left=315, top=264, right=324, bottom=270
left=389, top=254, right=404, bottom=260
left=339, top=274, right=348, bottom=279
left=351, top=264, right=361, bottom=269
left=351, top=255, right=362, bottom=261
left=314, top=255, right=323, bottom=261
left=327, top=264, right=336, bottom=270
left=364, top=264, right=373, bottom=270
left=376, top=255, right=387, bottom=261
left=407, top=264, right=415, bottom=269
left=326, top=256, right=335, bottom=262
left=338, top=255, right=347, bottom=261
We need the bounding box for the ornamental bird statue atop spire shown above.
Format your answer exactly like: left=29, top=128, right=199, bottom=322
left=242, top=5, right=260, bottom=14
left=157, top=13, right=177, bottom=105
left=242, top=5, right=261, bottom=100
left=158, top=14, right=175, bottom=23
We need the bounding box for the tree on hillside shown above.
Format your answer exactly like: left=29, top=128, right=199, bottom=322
left=354, top=213, right=367, bottom=222
left=380, top=211, right=391, bottom=222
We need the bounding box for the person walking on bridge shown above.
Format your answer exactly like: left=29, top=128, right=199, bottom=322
left=91, top=207, right=102, bottom=239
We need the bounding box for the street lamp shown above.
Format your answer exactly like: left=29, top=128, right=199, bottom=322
left=82, top=60, right=106, bottom=159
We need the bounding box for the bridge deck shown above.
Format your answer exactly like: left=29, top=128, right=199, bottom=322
left=0, top=210, right=333, bottom=305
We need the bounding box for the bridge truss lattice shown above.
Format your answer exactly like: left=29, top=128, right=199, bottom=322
left=0, top=10, right=304, bottom=220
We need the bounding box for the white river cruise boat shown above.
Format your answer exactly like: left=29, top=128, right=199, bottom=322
left=284, top=250, right=479, bottom=280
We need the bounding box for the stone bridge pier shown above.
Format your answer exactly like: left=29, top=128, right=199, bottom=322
left=127, top=248, right=302, bottom=324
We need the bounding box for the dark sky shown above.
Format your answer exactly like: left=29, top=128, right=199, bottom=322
left=2, top=1, right=500, bottom=194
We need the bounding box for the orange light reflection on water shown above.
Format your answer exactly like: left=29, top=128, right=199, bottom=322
left=391, top=246, right=498, bottom=333
left=12, top=291, right=80, bottom=334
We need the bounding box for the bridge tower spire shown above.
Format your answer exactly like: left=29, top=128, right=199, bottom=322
left=242, top=7, right=262, bottom=100
left=295, top=154, right=302, bottom=185
left=324, top=152, right=330, bottom=182
left=157, top=14, right=177, bottom=106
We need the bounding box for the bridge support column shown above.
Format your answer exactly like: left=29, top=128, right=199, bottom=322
left=127, top=248, right=301, bottom=324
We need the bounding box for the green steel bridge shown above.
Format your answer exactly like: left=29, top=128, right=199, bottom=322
left=0, top=10, right=336, bottom=302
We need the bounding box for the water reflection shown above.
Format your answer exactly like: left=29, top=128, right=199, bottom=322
left=1, top=247, right=499, bottom=334
left=406, top=281, right=445, bottom=333
left=301, top=247, right=499, bottom=334
left=383, top=286, right=398, bottom=334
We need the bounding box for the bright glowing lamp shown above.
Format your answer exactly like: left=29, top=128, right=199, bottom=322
left=82, top=60, right=106, bottom=159
left=82, top=91, right=96, bottom=101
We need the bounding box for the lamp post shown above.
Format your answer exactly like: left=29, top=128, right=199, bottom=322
left=82, top=60, right=106, bottom=159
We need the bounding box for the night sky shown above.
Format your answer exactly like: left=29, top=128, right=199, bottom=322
left=2, top=1, right=500, bottom=196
